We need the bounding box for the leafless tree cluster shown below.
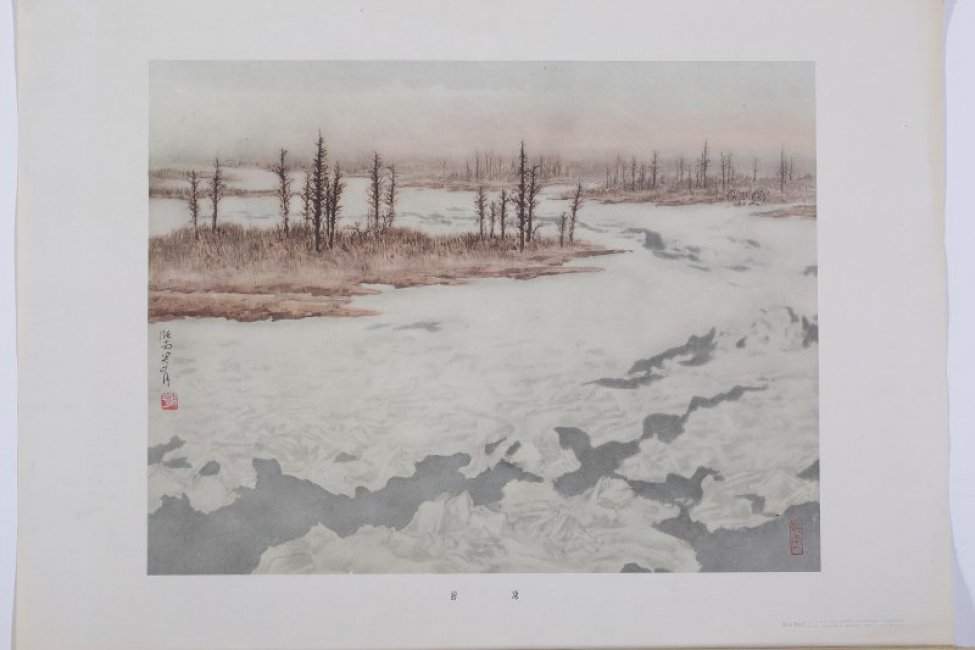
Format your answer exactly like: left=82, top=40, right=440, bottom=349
left=305, top=133, right=347, bottom=253
left=366, top=151, right=398, bottom=232
left=189, top=135, right=345, bottom=253
left=461, top=149, right=566, bottom=184
left=465, top=142, right=586, bottom=251
left=595, top=142, right=805, bottom=200
left=719, top=152, right=735, bottom=193
left=471, top=182, right=511, bottom=242
left=464, top=150, right=507, bottom=182
left=187, top=132, right=411, bottom=254
left=601, top=150, right=664, bottom=193
left=777, top=148, right=796, bottom=195
left=696, top=141, right=711, bottom=190
left=512, top=141, right=546, bottom=251
left=467, top=142, right=531, bottom=249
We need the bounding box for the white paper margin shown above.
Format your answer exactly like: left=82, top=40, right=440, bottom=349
left=12, top=1, right=958, bottom=649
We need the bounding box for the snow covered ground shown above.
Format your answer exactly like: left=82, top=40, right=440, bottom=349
left=148, top=167, right=818, bottom=574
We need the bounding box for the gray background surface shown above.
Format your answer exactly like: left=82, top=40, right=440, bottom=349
left=1, top=0, right=973, bottom=647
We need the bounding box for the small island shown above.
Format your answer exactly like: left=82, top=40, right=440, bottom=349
left=148, top=141, right=619, bottom=322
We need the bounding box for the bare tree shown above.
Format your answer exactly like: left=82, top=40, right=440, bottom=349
left=300, top=166, right=313, bottom=224
left=698, top=141, right=710, bottom=190
left=526, top=164, right=541, bottom=244
left=368, top=152, right=384, bottom=231
left=779, top=148, right=789, bottom=195
left=208, top=157, right=227, bottom=233
left=516, top=141, right=528, bottom=251
left=788, top=157, right=795, bottom=182
left=474, top=186, right=487, bottom=237
left=489, top=200, right=497, bottom=237
left=719, top=152, right=736, bottom=192
left=326, top=161, right=344, bottom=250
left=650, top=151, right=660, bottom=191
left=186, top=170, right=202, bottom=240
left=310, top=133, right=328, bottom=253
left=499, top=188, right=509, bottom=240
left=568, top=181, right=584, bottom=244
left=639, top=162, right=647, bottom=190
left=270, top=148, right=293, bottom=235
left=559, top=211, right=568, bottom=247
left=383, top=163, right=397, bottom=229
left=630, top=156, right=638, bottom=192
left=752, top=156, right=759, bottom=184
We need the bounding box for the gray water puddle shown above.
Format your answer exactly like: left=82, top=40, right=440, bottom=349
left=655, top=501, right=820, bottom=572
left=643, top=385, right=766, bottom=443
left=554, top=383, right=764, bottom=497
left=625, top=467, right=722, bottom=507
left=394, top=320, right=442, bottom=333
left=552, top=426, right=641, bottom=497
left=149, top=436, right=185, bottom=465
left=198, top=460, right=221, bottom=476
left=149, top=452, right=542, bottom=574
left=798, top=459, right=819, bottom=481
left=593, top=329, right=717, bottom=389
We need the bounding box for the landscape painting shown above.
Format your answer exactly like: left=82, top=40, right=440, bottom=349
left=147, top=61, right=819, bottom=574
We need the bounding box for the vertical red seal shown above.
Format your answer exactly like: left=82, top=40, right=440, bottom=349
left=160, top=392, right=179, bottom=410
left=789, top=519, right=804, bottom=556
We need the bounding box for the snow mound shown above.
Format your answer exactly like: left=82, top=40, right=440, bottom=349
left=740, top=306, right=818, bottom=352
left=692, top=469, right=820, bottom=531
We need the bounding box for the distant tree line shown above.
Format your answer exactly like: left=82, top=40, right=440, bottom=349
left=598, top=141, right=808, bottom=198
left=415, top=143, right=810, bottom=202
left=461, top=149, right=566, bottom=183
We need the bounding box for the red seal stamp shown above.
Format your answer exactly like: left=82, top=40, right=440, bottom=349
left=160, top=392, right=179, bottom=410
left=789, top=519, right=804, bottom=556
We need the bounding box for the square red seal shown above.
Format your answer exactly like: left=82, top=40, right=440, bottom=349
left=789, top=519, right=804, bottom=556
left=160, top=392, right=179, bottom=410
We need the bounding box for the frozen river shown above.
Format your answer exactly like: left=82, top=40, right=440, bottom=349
left=148, top=170, right=819, bottom=574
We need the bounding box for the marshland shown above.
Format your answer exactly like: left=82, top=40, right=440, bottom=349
left=148, top=61, right=820, bottom=575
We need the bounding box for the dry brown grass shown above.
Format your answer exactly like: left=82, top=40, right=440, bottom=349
left=149, top=290, right=379, bottom=322
left=149, top=224, right=621, bottom=321
left=750, top=204, right=817, bottom=219
left=148, top=186, right=275, bottom=199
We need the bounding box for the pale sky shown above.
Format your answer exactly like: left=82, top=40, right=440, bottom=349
left=149, top=61, right=815, bottom=166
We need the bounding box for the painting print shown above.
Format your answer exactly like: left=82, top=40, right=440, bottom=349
left=147, top=62, right=819, bottom=574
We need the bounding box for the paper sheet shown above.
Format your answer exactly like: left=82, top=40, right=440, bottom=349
left=14, top=1, right=951, bottom=647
